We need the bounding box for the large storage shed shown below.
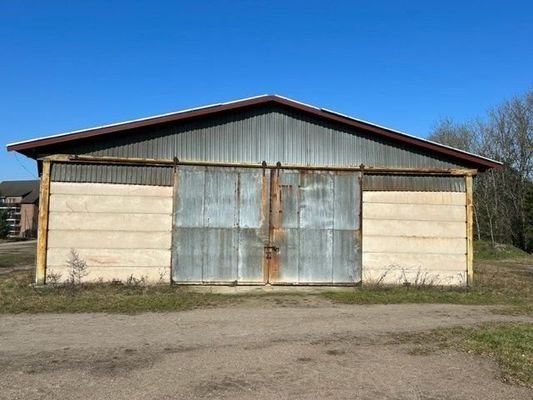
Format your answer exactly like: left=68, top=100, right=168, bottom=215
left=7, top=95, right=501, bottom=286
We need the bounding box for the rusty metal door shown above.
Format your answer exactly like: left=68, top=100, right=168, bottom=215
left=172, top=166, right=269, bottom=283
left=172, top=166, right=361, bottom=285
left=268, top=169, right=361, bottom=284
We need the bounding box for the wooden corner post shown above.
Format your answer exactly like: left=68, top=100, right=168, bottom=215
left=35, top=160, right=51, bottom=285
left=465, top=174, right=474, bottom=286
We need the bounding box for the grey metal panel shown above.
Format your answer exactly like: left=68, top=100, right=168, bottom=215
left=299, top=173, right=334, bottom=229
left=333, top=173, right=359, bottom=230
left=64, top=105, right=466, bottom=169
left=51, top=162, right=173, bottom=186
left=333, top=230, right=361, bottom=283
left=364, top=174, right=465, bottom=192
left=279, top=171, right=299, bottom=228
left=238, top=172, right=263, bottom=228
left=172, top=166, right=267, bottom=283
left=272, top=228, right=299, bottom=282
left=237, top=170, right=269, bottom=281
left=175, top=168, right=206, bottom=227
left=203, top=228, right=238, bottom=281
left=204, top=169, right=238, bottom=228
left=299, top=229, right=333, bottom=282
left=238, top=229, right=266, bottom=281
left=272, top=169, right=362, bottom=284
left=332, top=173, right=361, bottom=282
left=172, top=228, right=205, bottom=281
left=173, top=165, right=361, bottom=285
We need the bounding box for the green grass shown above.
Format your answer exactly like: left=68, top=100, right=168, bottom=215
left=399, top=323, right=533, bottom=387
left=0, top=240, right=531, bottom=313
left=0, top=271, right=237, bottom=313
left=0, top=241, right=36, bottom=268
left=474, top=240, right=530, bottom=260
left=322, top=243, right=532, bottom=313
left=0, top=252, right=35, bottom=269
left=321, top=260, right=532, bottom=310
left=321, top=285, right=528, bottom=307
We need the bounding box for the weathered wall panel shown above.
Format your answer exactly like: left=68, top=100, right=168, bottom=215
left=364, top=203, right=466, bottom=221
left=58, top=105, right=467, bottom=169
left=364, top=175, right=465, bottom=192
left=362, top=191, right=466, bottom=205
left=364, top=220, right=466, bottom=237
left=172, top=166, right=268, bottom=284
left=51, top=163, right=173, bottom=186
left=270, top=170, right=361, bottom=284
left=46, top=182, right=173, bottom=283
left=49, top=194, right=172, bottom=214
left=362, top=190, right=467, bottom=286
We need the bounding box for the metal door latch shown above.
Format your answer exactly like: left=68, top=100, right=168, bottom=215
left=264, top=246, right=279, bottom=259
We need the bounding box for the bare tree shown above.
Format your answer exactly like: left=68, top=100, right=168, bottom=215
left=429, top=88, right=533, bottom=251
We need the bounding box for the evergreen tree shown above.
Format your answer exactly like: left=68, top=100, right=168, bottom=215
left=0, top=209, right=10, bottom=239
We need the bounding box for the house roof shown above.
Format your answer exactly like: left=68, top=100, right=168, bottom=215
left=6, top=94, right=502, bottom=170
left=0, top=180, right=39, bottom=203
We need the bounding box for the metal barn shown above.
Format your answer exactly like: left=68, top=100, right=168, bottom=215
left=7, top=95, right=501, bottom=286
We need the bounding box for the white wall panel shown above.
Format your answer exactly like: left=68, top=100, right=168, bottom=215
left=46, top=182, right=172, bottom=283
left=362, top=191, right=467, bottom=286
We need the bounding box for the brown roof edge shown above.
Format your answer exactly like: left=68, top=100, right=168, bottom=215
left=6, top=95, right=502, bottom=170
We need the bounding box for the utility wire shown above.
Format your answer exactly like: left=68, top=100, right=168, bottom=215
left=14, top=152, right=38, bottom=179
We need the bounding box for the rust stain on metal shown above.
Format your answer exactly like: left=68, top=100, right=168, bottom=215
left=260, top=172, right=270, bottom=283
left=266, top=167, right=281, bottom=282
left=235, top=171, right=241, bottom=227
left=358, top=172, right=363, bottom=243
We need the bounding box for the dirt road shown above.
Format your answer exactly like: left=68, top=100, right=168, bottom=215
left=1, top=304, right=531, bottom=399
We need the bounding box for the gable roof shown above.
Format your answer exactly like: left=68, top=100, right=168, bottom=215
left=6, top=94, right=502, bottom=170
left=0, top=180, right=39, bottom=203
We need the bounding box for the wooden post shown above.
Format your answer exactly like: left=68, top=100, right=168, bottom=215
left=465, top=174, right=474, bottom=286
left=35, top=160, right=51, bottom=285
left=169, top=161, right=178, bottom=284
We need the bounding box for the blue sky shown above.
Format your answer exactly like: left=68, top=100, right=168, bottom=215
left=1, top=1, right=532, bottom=181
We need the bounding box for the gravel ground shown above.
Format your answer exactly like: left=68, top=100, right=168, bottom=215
left=0, top=304, right=532, bottom=400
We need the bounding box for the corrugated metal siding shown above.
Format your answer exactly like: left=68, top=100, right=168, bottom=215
left=51, top=163, right=173, bottom=186
left=270, top=169, right=361, bottom=284
left=172, top=166, right=268, bottom=284
left=363, top=175, right=465, bottom=192
left=60, top=105, right=466, bottom=169
left=172, top=166, right=361, bottom=285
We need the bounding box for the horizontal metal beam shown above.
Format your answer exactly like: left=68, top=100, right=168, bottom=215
left=41, top=154, right=478, bottom=176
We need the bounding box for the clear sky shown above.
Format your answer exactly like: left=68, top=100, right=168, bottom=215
left=1, top=1, right=532, bottom=181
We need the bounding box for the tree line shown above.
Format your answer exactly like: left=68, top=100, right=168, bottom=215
left=429, top=88, right=533, bottom=252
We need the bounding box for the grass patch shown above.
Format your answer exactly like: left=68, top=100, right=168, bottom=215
left=323, top=250, right=532, bottom=313
left=474, top=240, right=530, bottom=260
left=0, top=271, right=237, bottom=313
left=0, top=240, right=36, bottom=269
left=0, top=250, right=35, bottom=268
left=0, top=239, right=531, bottom=313
left=321, top=286, right=526, bottom=306
left=0, top=271, right=312, bottom=313
left=399, top=323, right=533, bottom=387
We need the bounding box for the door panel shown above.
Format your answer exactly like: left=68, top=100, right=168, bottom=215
left=299, top=173, right=334, bottom=229
left=333, top=230, right=361, bottom=282
left=172, top=166, right=361, bottom=285
left=172, top=166, right=268, bottom=283
left=270, top=169, right=361, bottom=284
left=298, top=229, right=334, bottom=282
